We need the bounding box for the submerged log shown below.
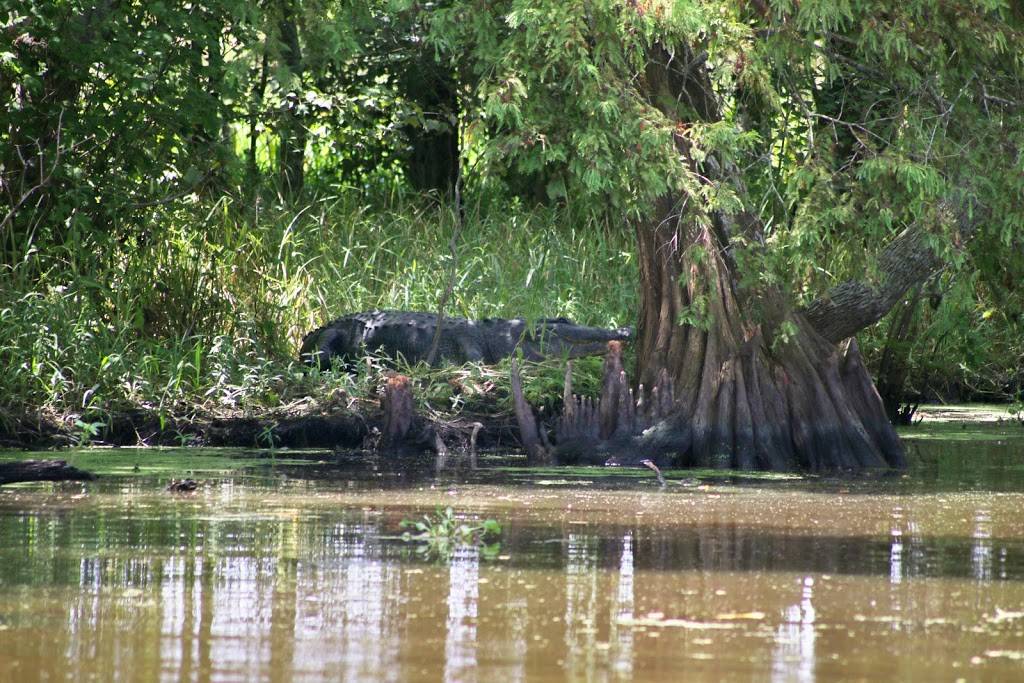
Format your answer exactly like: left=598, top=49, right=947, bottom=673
left=0, top=460, right=95, bottom=486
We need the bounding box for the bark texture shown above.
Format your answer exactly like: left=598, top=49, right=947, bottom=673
left=801, top=227, right=943, bottom=344
left=617, top=40, right=937, bottom=471
left=632, top=222, right=906, bottom=471
left=381, top=374, right=415, bottom=450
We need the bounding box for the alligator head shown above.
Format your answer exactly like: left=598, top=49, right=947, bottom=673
left=514, top=317, right=634, bottom=360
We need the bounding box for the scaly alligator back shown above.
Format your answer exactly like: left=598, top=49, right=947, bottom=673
left=300, top=310, right=632, bottom=369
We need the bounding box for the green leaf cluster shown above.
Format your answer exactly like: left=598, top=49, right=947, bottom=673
left=400, top=506, right=502, bottom=560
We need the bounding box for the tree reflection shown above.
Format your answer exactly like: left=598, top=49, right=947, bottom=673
left=564, top=533, right=599, bottom=681
left=972, top=509, right=993, bottom=581
left=772, top=576, right=816, bottom=683
left=444, top=544, right=480, bottom=683
left=610, top=533, right=634, bottom=679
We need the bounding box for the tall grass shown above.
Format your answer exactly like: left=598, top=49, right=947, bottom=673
left=0, top=190, right=637, bottom=426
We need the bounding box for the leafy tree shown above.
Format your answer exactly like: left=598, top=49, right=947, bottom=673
left=1, top=1, right=251, bottom=257
left=428, top=0, right=1024, bottom=470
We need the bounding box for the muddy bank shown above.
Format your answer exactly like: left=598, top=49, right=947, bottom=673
left=2, top=399, right=1017, bottom=456
left=0, top=404, right=522, bottom=453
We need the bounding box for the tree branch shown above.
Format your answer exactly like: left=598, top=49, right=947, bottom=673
left=801, top=199, right=978, bottom=343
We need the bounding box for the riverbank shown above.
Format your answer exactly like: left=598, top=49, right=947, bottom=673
left=5, top=192, right=1021, bottom=457
left=913, top=403, right=1023, bottom=423
left=0, top=358, right=557, bottom=452
left=4, top=393, right=1020, bottom=454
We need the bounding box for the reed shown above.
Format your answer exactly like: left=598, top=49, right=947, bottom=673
left=0, top=189, right=637, bottom=426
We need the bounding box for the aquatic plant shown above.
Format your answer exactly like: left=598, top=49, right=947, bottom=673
left=73, top=419, right=105, bottom=447
left=400, top=507, right=502, bottom=560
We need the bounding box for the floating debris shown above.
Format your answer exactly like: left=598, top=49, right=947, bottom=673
left=166, top=479, right=199, bottom=493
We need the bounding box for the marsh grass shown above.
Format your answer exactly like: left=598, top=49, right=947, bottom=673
left=0, top=190, right=636, bottom=436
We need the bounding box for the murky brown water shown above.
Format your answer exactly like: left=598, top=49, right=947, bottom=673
left=2, top=424, right=1024, bottom=682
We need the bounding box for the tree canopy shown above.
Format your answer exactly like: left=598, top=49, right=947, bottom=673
left=430, top=0, right=1023, bottom=304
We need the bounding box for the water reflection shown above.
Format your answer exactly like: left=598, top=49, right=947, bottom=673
left=889, top=528, right=903, bottom=585
left=335, top=527, right=400, bottom=682
left=148, top=524, right=407, bottom=679
left=564, top=534, right=600, bottom=681
left=611, top=533, right=635, bottom=679
left=502, top=595, right=529, bottom=683
left=972, top=509, right=993, bottom=581
left=5, top=509, right=1024, bottom=587
left=4, top=480, right=1024, bottom=681
left=159, top=556, right=204, bottom=680
left=445, top=544, right=479, bottom=683
left=889, top=507, right=904, bottom=585
left=772, top=577, right=816, bottom=683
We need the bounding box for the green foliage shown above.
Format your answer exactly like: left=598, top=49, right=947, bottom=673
left=744, top=0, right=1024, bottom=303
left=859, top=268, right=1024, bottom=403
left=2, top=0, right=252, bottom=251
left=426, top=0, right=1023, bottom=364
left=1, top=0, right=456, bottom=256
left=430, top=0, right=748, bottom=212
left=0, top=193, right=634, bottom=420
left=2, top=0, right=1022, bottom=425
left=676, top=294, right=711, bottom=331
left=400, top=506, right=502, bottom=560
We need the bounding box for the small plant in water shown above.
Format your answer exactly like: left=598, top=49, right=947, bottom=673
left=73, top=419, right=105, bottom=447
left=257, top=422, right=278, bottom=451
left=400, top=507, right=502, bottom=560
left=174, top=430, right=198, bottom=447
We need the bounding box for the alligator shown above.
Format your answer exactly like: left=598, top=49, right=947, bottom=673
left=300, top=310, right=633, bottom=369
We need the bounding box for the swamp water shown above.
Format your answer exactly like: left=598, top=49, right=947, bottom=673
left=2, top=422, right=1024, bottom=681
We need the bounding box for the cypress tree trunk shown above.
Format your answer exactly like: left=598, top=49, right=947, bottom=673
left=633, top=212, right=906, bottom=471
left=627, top=43, right=923, bottom=471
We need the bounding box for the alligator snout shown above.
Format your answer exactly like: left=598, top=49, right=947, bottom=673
left=559, top=323, right=634, bottom=342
